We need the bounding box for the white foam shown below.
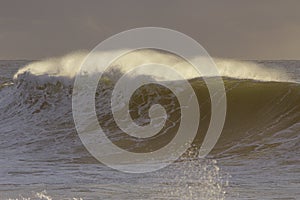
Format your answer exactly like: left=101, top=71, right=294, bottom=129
left=13, top=50, right=293, bottom=84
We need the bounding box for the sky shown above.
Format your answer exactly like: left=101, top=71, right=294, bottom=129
left=0, top=0, right=300, bottom=60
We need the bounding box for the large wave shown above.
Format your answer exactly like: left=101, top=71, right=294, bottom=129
left=0, top=50, right=297, bottom=159
left=1, top=52, right=299, bottom=200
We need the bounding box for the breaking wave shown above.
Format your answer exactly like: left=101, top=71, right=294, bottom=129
left=0, top=50, right=297, bottom=157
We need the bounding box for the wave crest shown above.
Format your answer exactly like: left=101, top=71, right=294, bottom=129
left=13, top=50, right=295, bottom=86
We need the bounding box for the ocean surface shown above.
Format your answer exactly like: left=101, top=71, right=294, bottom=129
left=0, top=51, right=299, bottom=200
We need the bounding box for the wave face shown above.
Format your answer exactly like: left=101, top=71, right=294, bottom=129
left=7, top=50, right=299, bottom=154
left=0, top=52, right=299, bottom=199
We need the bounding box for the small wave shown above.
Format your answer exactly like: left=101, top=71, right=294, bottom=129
left=3, top=190, right=84, bottom=200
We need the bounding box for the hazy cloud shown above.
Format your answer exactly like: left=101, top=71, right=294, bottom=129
left=0, top=0, right=300, bottom=59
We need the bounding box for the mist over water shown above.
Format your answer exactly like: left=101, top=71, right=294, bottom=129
left=0, top=50, right=299, bottom=199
